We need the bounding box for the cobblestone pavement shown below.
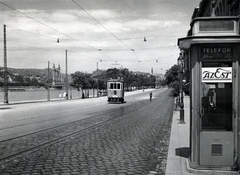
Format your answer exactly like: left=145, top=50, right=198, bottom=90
left=0, top=89, right=174, bottom=175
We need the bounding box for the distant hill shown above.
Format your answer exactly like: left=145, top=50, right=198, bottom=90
left=0, top=67, right=49, bottom=76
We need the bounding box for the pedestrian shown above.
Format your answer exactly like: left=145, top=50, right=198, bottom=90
left=150, top=92, right=152, bottom=101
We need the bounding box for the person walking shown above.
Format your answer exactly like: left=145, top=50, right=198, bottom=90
left=150, top=92, right=152, bottom=101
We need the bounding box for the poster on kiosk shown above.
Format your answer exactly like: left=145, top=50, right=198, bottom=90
left=202, top=67, right=232, bottom=83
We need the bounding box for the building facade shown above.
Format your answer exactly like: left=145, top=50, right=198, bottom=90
left=187, top=0, right=240, bottom=36
left=193, top=0, right=239, bottom=17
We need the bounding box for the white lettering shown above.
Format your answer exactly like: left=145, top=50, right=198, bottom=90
left=203, top=48, right=232, bottom=53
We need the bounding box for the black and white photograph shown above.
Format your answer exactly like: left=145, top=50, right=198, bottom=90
left=1, top=0, right=240, bottom=174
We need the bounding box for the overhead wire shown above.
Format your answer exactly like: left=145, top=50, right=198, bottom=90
left=1, top=1, right=160, bottom=70
left=6, top=25, right=175, bottom=52
left=71, top=0, right=140, bottom=65
left=0, top=1, right=119, bottom=64
left=0, top=2, right=106, bottom=51
left=71, top=0, right=133, bottom=51
left=7, top=25, right=57, bottom=40
left=132, top=49, right=140, bottom=63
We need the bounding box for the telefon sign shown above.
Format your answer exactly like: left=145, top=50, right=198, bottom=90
left=202, top=67, right=232, bottom=82
left=201, top=46, right=233, bottom=60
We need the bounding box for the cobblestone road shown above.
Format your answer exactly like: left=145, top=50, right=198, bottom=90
left=0, top=89, right=174, bottom=175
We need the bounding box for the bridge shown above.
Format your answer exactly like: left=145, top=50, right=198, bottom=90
left=39, top=63, right=66, bottom=89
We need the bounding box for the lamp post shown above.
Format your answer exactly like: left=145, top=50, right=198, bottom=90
left=65, top=50, right=68, bottom=100
left=178, top=52, right=185, bottom=124
left=97, top=62, right=99, bottom=97
left=96, top=59, right=102, bottom=97
left=47, top=61, right=50, bottom=101
left=3, top=25, right=8, bottom=103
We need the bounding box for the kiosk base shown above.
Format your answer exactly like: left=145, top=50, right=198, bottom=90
left=186, top=159, right=239, bottom=174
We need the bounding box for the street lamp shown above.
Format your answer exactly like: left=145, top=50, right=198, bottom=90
left=3, top=24, right=8, bottom=104
left=178, top=52, right=185, bottom=124
left=96, top=59, right=102, bottom=97
left=97, top=62, right=99, bottom=97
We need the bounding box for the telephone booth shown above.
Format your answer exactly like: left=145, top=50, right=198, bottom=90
left=178, top=16, right=240, bottom=170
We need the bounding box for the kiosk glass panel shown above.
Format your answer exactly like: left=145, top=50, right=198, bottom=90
left=201, top=62, right=232, bottom=131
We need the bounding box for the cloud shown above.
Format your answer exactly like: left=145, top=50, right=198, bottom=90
left=172, top=12, right=188, bottom=17
left=123, top=18, right=181, bottom=32
left=0, top=0, right=199, bottom=73
left=87, top=9, right=119, bottom=19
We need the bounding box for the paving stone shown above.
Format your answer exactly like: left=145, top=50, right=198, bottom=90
left=0, top=91, right=173, bottom=175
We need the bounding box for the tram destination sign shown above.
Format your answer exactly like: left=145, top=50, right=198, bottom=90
left=201, top=46, right=233, bottom=60
left=202, top=67, right=232, bottom=83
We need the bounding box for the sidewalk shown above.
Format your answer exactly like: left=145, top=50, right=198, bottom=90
left=0, top=89, right=151, bottom=106
left=165, top=96, right=239, bottom=175
left=165, top=96, right=192, bottom=175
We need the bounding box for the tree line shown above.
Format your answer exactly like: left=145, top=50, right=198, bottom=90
left=164, top=64, right=189, bottom=96
left=1, top=66, right=183, bottom=94
left=71, top=68, right=159, bottom=90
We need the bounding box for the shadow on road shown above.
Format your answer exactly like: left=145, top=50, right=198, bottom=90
left=0, top=107, right=12, bottom=110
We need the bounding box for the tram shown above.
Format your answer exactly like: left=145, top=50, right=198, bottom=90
left=107, top=78, right=124, bottom=103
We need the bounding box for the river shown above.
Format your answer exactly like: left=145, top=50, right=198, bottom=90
left=0, top=88, right=100, bottom=103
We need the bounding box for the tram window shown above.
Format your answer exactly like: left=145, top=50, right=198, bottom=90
left=109, top=82, right=122, bottom=89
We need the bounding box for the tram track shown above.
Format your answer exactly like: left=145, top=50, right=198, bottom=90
left=0, top=100, right=117, bottom=130
left=0, top=95, right=154, bottom=165
left=0, top=106, right=122, bottom=136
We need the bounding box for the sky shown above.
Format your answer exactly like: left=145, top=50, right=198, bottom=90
left=0, top=0, right=201, bottom=74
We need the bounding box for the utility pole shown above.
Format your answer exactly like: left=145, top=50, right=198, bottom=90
left=65, top=50, right=68, bottom=99
left=97, top=62, right=98, bottom=97
left=47, top=61, right=50, bottom=101
left=3, top=24, right=8, bottom=104
left=178, top=52, right=185, bottom=124
left=69, top=74, right=72, bottom=99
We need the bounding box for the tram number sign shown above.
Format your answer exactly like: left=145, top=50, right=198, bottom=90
left=202, top=67, right=232, bottom=83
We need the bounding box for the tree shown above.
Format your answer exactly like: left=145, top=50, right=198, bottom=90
left=106, top=68, right=121, bottom=79
left=72, top=68, right=157, bottom=91
left=25, top=77, right=31, bottom=85
left=31, top=78, right=39, bottom=86
left=71, top=71, right=92, bottom=89
left=14, top=75, right=24, bottom=84
left=98, top=79, right=106, bottom=90
left=165, top=64, right=181, bottom=96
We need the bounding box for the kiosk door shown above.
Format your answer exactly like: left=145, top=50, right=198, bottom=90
left=200, top=62, right=234, bottom=166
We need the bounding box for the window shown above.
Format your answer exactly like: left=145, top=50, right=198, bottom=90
left=201, top=83, right=232, bottom=131
left=117, top=83, right=120, bottom=89
left=201, top=62, right=232, bottom=131
left=110, top=83, right=114, bottom=89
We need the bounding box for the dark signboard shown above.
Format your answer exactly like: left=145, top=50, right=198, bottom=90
left=199, top=20, right=234, bottom=32
left=200, top=46, right=234, bottom=60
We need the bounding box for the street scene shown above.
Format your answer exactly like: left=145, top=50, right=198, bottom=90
left=2, top=0, right=240, bottom=174
left=0, top=89, right=173, bottom=174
